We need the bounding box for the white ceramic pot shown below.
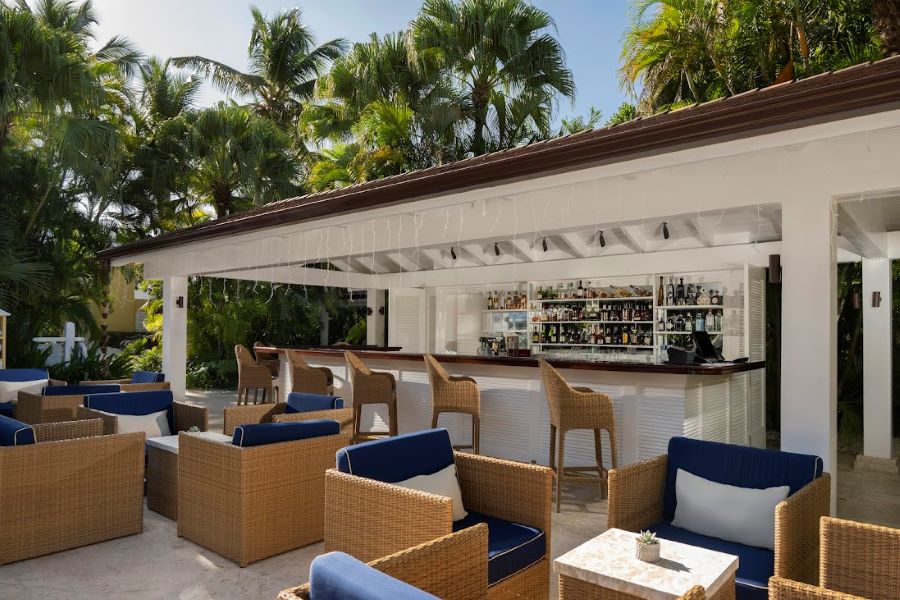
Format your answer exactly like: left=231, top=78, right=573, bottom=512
left=635, top=540, right=661, bottom=563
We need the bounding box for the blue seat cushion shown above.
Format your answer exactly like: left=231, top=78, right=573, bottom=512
left=663, top=437, right=823, bottom=519
left=453, top=511, right=545, bottom=586
left=309, top=551, right=438, bottom=600
left=652, top=520, right=770, bottom=600
left=335, top=428, right=455, bottom=483
left=285, top=392, right=344, bottom=414
left=130, top=371, right=165, bottom=384
left=43, top=384, right=120, bottom=396
left=0, top=415, right=36, bottom=446
left=0, top=368, right=50, bottom=382
left=85, top=390, right=174, bottom=431
left=0, top=402, right=14, bottom=418
left=232, top=419, right=340, bottom=447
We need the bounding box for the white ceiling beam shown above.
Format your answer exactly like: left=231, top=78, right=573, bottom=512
left=838, top=201, right=887, bottom=258
left=557, top=232, right=593, bottom=258
left=356, top=255, right=394, bottom=274
left=460, top=244, right=489, bottom=266
left=205, top=266, right=375, bottom=289
left=617, top=225, right=647, bottom=253
left=686, top=217, right=714, bottom=247
left=510, top=238, right=536, bottom=262
left=421, top=248, right=450, bottom=270
left=383, top=252, right=422, bottom=272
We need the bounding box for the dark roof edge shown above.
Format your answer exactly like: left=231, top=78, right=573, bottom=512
left=101, top=56, right=900, bottom=261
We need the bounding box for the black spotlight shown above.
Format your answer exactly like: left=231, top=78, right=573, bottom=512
left=768, top=254, right=781, bottom=284
left=662, top=222, right=670, bottom=240
left=494, top=242, right=501, bottom=256
left=598, top=231, right=606, bottom=247
left=450, top=247, right=457, bottom=260
left=542, top=238, right=549, bottom=252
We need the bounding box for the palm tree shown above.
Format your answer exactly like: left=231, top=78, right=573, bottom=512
left=408, top=0, right=575, bottom=155
left=172, top=6, right=346, bottom=132
left=876, top=0, right=900, bottom=54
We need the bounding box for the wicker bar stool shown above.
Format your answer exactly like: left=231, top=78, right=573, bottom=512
left=538, top=358, right=618, bottom=512
left=287, top=350, right=334, bottom=395
left=235, top=344, right=279, bottom=405
left=345, top=351, right=397, bottom=443
left=253, top=341, right=281, bottom=378
left=423, top=354, right=480, bottom=453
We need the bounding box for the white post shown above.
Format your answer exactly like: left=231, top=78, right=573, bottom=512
left=63, top=321, right=75, bottom=363
left=780, top=197, right=837, bottom=513
left=855, top=258, right=898, bottom=472
left=161, top=276, right=188, bottom=400
left=366, top=289, right=386, bottom=346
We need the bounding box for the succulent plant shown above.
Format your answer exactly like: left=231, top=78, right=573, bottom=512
left=637, top=530, right=659, bottom=545
left=188, top=426, right=200, bottom=433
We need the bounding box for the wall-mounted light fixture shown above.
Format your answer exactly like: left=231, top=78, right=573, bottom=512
left=598, top=231, right=606, bottom=248
left=873, top=291, right=882, bottom=308
left=450, top=247, right=457, bottom=260
left=494, top=242, right=501, bottom=256
left=175, top=296, right=184, bottom=308
left=542, top=238, right=549, bottom=252
left=768, top=254, right=782, bottom=284
left=662, top=222, right=670, bottom=240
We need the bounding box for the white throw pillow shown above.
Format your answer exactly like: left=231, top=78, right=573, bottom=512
left=115, top=410, right=172, bottom=438
left=0, top=379, right=48, bottom=403
left=393, top=463, right=468, bottom=521
left=672, top=468, right=789, bottom=550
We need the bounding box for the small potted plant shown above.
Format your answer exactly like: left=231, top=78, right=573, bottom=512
left=188, top=426, right=200, bottom=433
left=635, top=530, right=660, bottom=563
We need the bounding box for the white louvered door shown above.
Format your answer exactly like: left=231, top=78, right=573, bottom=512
left=744, top=265, right=767, bottom=447
left=388, top=288, right=426, bottom=352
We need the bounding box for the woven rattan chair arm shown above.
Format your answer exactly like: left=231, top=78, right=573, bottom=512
left=277, top=524, right=489, bottom=600
left=607, top=454, right=667, bottom=531
left=819, top=516, right=900, bottom=599
left=775, top=473, right=831, bottom=584
left=77, top=406, right=118, bottom=434
left=448, top=374, right=477, bottom=384
left=174, top=402, right=209, bottom=432
left=242, top=364, right=274, bottom=379
left=80, top=378, right=131, bottom=385
left=323, top=469, right=453, bottom=562
left=223, top=403, right=286, bottom=435
left=455, top=451, right=553, bottom=536
left=120, top=382, right=171, bottom=392
left=371, top=371, right=396, bottom=389
left=273, top=407, right=353, bottom=434
left=313, top=367, right=334, bottom=382
left=678, top=585, right=709, bottom=600
left=13, top=391, right=42, bottom=424
left=572, top=386, right=594, bottom=393
left=769, top=577, right=867, bottom=600
left=33, top=418, right=104, bottom=442
left=48, top=379, right=67, bottom=386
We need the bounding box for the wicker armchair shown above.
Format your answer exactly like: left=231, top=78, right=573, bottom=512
left=77, top=390, right=208, bottom=435
left=222, top=396, right=353, bottom=436
left=345, top=351, right=398, bottom=441
left=15, top=383, right=120, bottom=424
left=0, top=427, right=144, bottom=565
left=278, top=524, right=489, bottom=600
left=769, top=517, right=900, bottom=600
left=253, top=341, right=281, bottom=377
left=538, top=359, right=618, bottom=512
left=178, top=426, right=351, bottom=567
left=607, top=437, right=831, bottom=599
left=325, top=429, right=553, bottom=599
left=424, top=354, right=480, bottom=453
left=287, top=350, right=334, bottom=395
left=236, top=344, right=279, bottom=405
left=81, top=371, right=169, bottom=392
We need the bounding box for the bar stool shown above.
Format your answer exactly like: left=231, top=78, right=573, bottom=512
left=538, top=358, right=618, bottom=512
left=287, top=350, right=335, bottom=395
left=423, top=354, right=481, bottom=453
left=345, top=351, right=398, bottom=442
left=253, top=341, right=281, bottom=378
left=235, top=344, right=279, bottom=405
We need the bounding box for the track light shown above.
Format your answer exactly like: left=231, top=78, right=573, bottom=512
left=662, top=222, right=670, bottom=240
left=542, top=238, right=549, bottom=252
left=598, top=231, right=606, bottom=248
left=450, top=247, right=457, bottom=260
left=494, top=242, right=501, bottom=256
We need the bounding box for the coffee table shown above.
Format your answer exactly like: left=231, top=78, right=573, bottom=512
left=146, top=432, right=231, bottom=520
left=554, top=528, right=738, bottom=600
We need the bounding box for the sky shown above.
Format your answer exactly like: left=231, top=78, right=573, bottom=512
left=91, top=0, right=633, bottom=125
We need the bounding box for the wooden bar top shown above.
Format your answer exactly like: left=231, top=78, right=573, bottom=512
left=260, top=346, right=765, bottom=376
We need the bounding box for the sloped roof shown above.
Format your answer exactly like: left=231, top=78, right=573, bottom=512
left=101, top=55, right=900, bottom=260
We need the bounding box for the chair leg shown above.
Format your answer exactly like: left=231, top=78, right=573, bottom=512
left=472, top=414, right=480, bottom=455
left=253, top=388, right=259, bottom=405
left=594, top=429, right=607, bottom=499
left=388, top=400, right=398, bottom=436
left=549, top=424, right=557, bottom=474
left=431, top=410, right=440, bottom=429
left=556, top=428, right=566, bottom=513
left=352, top=404, right=362, bottom=442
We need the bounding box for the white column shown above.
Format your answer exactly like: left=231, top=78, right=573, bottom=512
left=780, top=197, right=837, bottom=512
left=161, top=276, right=188, bottom=400
left=366, top=289, right=386, bottom=346
left=856, top=258, right=897, bottom=472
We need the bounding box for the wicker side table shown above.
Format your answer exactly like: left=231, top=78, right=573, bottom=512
left=147, top=432, right=232, bottom=520
left=554, top=528, right=737, bottom=600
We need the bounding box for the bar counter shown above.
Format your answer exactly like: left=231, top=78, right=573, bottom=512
left=262, top=347, right=766, bottom=468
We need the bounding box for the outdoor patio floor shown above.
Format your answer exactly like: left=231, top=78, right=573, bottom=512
left=1, top=390, right=897, bottom=600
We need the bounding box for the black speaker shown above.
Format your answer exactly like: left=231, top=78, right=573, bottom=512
left=768, top=254, right=781, bottom=283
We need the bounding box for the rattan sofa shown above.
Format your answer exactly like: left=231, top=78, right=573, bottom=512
left=325, top=428, right=553, bottom=600
left=279, top=524, right=489, bottom=600
left=0, top=416, right=144, bottom=565
left=607, top=437, right=830, bottom=600
left=77, top=390, right=208, bottom=434
left=178, top=422, right=351, bottom=567
left=16, top=383, right=121, bottom=424
left=223, top=392, right=352, bottom=436
left=769, top=517, right=900, bottom=600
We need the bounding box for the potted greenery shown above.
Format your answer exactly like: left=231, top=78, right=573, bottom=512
left=635, top=530, right=660, bottom=562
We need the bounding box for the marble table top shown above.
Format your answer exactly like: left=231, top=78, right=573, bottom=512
left=553, top=528, right=739, bottom=600
left=146, top=431, right=232, bottom=453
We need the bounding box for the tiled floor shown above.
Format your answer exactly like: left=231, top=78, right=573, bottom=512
left=1, top=390, right=897, bottom=599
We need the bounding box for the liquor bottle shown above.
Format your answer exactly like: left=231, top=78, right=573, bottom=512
left=686, top=283, right=695, bottom=305
left=675, top=315, right=685, bottom=332
left=711, top=290, right=719, bottom=305
left=576, top=280, right=584, bottom=298
left=657, top=276, right=665, bottom=306
left=666, top=277, right=675, bottom=306
left=658, top=316, right=666, bottom=331
left=695, top=311, right=705, bottom=332
left=714, top=312, right=723, bottom=332
left=665, top=317, right=675, bottom=331
left=685, top=313, right=694, bottom=333
left=676, top=278, right=685, bottom=304
left=705, top=310, right=715, bottom=331
left=532, top=329, right=539, bottom=344
left=622, top=328, right=629, bottom=345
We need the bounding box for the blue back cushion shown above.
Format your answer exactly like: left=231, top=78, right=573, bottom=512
left=0, top=415, right=36, bottom=446
left=85, top=390, right=174, bottom=431
left=285, top=392, right=344, bottom=414
left=309, top=551, right=438, bottom=600
left=43, top=384, right=120, bottom=396
left=663, top=437, right=824, bottom=519
left=232, top=419, right=339, bottom=447
left=0, top=402, right=14, bottom=418
left=0, top=368, right=50, bottom=382
left=335, top=428, right=455, bottom=483
left=130, top=371, right=165, bottom=384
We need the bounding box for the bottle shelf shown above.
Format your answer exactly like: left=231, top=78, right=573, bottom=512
left=656, top=331, right=723, bottom=335
left=483, top=309, right=528, bottom=313
left=533, top=343, right=655, bottom=349
left=531, top=320, right=655, bottom=325
left=531, top=296, right=653, bottom=304
left=657, top=305, right=728, bottom=310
